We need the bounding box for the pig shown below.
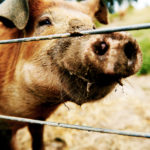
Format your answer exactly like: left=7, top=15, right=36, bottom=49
left=0, top=0, right=142, bottom=149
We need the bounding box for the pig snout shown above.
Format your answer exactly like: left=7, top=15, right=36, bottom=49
left=84, top=32, right=142, bottom=77
left=55, top=32, right=142, bottom=104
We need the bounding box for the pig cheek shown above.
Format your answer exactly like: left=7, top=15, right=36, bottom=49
left=47, top=38, right=83, bottom=73
left=46, top=40, right=87, bottom=100
left=46, top=40, right=96, bottom=100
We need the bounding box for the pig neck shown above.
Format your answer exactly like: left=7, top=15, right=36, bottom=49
left=0, top=24, right=61, bottom=117
left=0, top=23, right=22, bottom=95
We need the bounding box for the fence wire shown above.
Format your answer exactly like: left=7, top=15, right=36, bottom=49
left=0, top=23, right=150, bottom=138
left=0, top=23, right=150, bottom=44
left=0, top=115, right=150, bottom=138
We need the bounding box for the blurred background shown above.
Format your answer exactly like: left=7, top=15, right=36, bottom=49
left=15, top=1, right=150, bottom=150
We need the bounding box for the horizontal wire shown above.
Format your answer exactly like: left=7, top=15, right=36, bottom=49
left=0, top=23, right=150, bottom=138
left=0, top=115, right=150, bottom=138
left=0, top=23, right=150, bottom=44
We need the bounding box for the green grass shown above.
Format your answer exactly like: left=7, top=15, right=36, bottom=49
left=130, top=28, right=150, bottom=75
left=134, top=31, right=150, bottom=74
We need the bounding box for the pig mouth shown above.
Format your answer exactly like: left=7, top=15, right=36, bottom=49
left=76, top=74, right=122, bottom=86
left=61, top=70, right=122, bottom=104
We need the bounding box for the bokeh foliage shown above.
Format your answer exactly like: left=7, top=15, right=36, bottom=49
left=103, top=0, right=138, bottom=13
left=76, top=0, right=138, bottom=13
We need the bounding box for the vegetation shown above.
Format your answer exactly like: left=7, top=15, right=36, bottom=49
left=76, top=0, right=137, bottom=13
left=103, top=0, right=137, bottom=13
left=134, top=30, right=150, bottom=75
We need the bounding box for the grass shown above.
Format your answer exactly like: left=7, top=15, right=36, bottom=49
left=131, top=30, right=150, bottom=74
left=100, top=6, right=150, bottom=75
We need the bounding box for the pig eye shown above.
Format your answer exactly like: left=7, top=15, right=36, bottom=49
left=38, top=18, right=52, bottom=26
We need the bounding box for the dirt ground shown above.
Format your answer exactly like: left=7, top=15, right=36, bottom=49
left=13, top=75, right=150, bottom=150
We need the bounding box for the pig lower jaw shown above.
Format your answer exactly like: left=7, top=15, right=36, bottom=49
left=69, top=82, right=117, bottom=105
left=60, top=72, right=120, bottom=104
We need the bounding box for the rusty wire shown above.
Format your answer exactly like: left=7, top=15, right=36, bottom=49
left=0, top=115, right=150, bottom=138
left=0, top=23, right=149, bottom=44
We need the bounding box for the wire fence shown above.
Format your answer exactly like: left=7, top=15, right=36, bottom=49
left=0, top=23, right=150, bottom=138
left=0, top=23, right=149, bottom=44
left=0, top=115, right=150, bottom=138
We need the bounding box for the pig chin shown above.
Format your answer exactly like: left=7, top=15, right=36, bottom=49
left=60, top=70, right=119, bottom=105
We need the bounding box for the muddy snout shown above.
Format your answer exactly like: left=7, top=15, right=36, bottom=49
left=85, top=32, right=142, bottom=77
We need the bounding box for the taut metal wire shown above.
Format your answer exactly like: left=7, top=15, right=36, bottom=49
left=0, top=115, right=150, bottom=138
left=0, top=23, right=149, bottom=44
left=0, top=23, right=150, bottom=138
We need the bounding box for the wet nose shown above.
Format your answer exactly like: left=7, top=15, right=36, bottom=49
left=123, top=41, right=137, bottom=60
left=88, top=33, right=142, bottom=76
left=93, top=41, right=109, bottom=56
left=92, top=39, right=137, bottom=61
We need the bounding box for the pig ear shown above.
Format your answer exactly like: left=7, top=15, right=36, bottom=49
left=0, top=0, right=29, bottom=30
left=83, top=0, right=108, bottom=24
left=95, top=0, right=108, bottom=24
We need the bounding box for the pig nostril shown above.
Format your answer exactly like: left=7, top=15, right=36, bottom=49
left=93, top=42, right=109, bottom=56
left=124, top=42, right=136, bottom=60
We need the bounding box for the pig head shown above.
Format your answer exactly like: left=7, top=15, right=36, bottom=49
left=0, top=0, right=142, bottom=114
left=0, top=0, right=142, bottom=149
